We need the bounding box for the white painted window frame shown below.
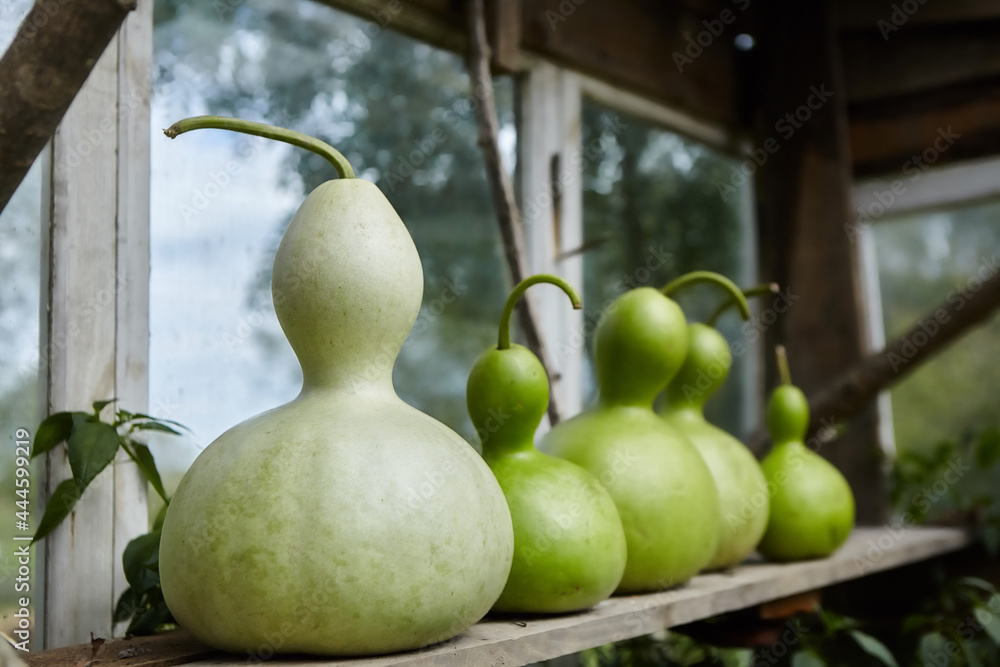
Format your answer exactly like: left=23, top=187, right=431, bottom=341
left=37, top=2, right=152, bottom=648
left=852, top=154, right=1000, bottom=464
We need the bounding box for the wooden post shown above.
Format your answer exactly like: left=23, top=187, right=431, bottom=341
left=751, top=1, right=886, bottom=522
left=39, top=2, right=151, bottom=646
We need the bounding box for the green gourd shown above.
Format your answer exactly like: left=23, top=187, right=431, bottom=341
left=540, top=271, right=749, bottom=592
left=757, top=345, right=855, bottom=561
left=659, top=284, right=775, bottom=570
left=467, top=275, right=627, bottom=613
left=157, top=117, right=514, bottom=656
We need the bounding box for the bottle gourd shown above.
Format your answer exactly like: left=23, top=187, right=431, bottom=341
left=659, top=284, right=775, bottom=570
left=158, top=117, right=514, bottom=656
left=467, top=275, right=627, bottom=613
left=541, top=271, right=748, bottom=592
left=757, top=345, right=855, bottom=561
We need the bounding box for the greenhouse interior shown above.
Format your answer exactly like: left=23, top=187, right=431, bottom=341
left=2, top=0, right=1000, bottom=665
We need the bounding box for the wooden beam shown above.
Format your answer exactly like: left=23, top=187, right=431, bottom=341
left=808, top=265, right=1000, bottom=431
left=486, top=0, right=521, bottom=72
left=838, top=0, right=1000, bottom=28
left=25, top=528, right=972, bottom=667
left=519, top=0, right=742, bottom=128
left=850, top=77, right=1000, bottom=177
left=840, top=21, right=1000, bottom=103
left=0, top=0, right=137, bottom=214
left=317, top=0, right=745, bottom=131
left=751, top=1, right=886, bottom=523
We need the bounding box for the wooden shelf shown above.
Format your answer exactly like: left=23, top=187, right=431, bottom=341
left=26, top=527, right=972, bottom=667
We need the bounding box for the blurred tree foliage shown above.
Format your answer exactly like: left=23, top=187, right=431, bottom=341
left=580, top=100, right=754, bottom=435
left=873, top=201, right=1000, bottom=456
left=153, top=0, right=513, bottom=439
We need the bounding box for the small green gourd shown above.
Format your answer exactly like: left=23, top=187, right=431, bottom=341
left=541, top=271, right=749, bottom=592
left=757, top=345, right=856, bottom=561
left=660, top=284, right=775, bottom=570
left=467, top=275, right=627, bottom=613
left=158, top=117, right=513, bottom=656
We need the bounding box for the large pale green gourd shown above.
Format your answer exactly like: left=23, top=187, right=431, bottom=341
left=158, top=117, right=514, bottom=656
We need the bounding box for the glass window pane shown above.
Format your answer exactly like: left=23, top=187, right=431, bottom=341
left=872, top=200, right=1000, bottom=455
left=149, top=0, right=514, bottom=500
left=580, top=99, right=756, bottom=435
left=0, top=161, right=43, bottom=639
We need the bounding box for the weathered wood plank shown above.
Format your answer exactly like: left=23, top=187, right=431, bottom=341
left=43, top=37, right=121, bottom=649
left=113, top=0, right=153, bottom=628
left=316, top=0, right=743, bottom=130
left=849, top=79, right=1000, bottom=178
left=28, top=527, right=971, bottom=667
left=837, top=0, right=1000, bottom=28
left=840, top=21, right=1000, bottom=103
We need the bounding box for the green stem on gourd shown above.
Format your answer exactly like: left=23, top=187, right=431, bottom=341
left=660, top=270, right=751, bottom=320
left=776, top=344, right=792, bottom=386
left=498, top=274, right=581, bottom=350
left=163, top=116, right=356, bottom=180
left=706, top=282, right=780, bottom=326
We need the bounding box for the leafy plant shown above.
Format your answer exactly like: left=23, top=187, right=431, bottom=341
left=32, top=399, right=182, bottom=635
left=891, top=426, right=1000, bottom=553
left=896, top=574, right=1000, bottom=667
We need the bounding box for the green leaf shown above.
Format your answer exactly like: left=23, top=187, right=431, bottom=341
left=976, top=602, right=1000, bottom=645
left=131, top=413, right=188, bottom=430
left=92, top=398, right=117, bottom=415
left=132, top=421, right=181, bottom=436
left=849, top=630, right=898, bottom=667
left=792, top=650, right=826, bottom=667
left=976, top=428, right=1000, bottom=469
left=113, top=588, right=138, bottom=624
left=959, top=577, right=997, bottom=594
left=982, top=525, right=1000, bottom=556
left=151, top=502, right=169, bottom=532
left=918, top=632, right=949, bottom=665
left=122, top=531, right=161, bottom=595
left=32, top=412, right=74, bottom=458
left=126, top=599, right=173, bottom=636
left=33, top=479, right=82, bottom=542
left=960, top=638, right=984, bottom=667
left=132, top=444, right=168, bottom=502
left=901, top=614, right=937, bottom=634
left=67, top=420, right=121, bottom=490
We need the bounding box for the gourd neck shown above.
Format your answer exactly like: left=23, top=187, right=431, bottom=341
left=482, top=435, right=535, bottom=461
left=662, top=402, right=704, bottom=423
